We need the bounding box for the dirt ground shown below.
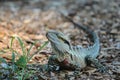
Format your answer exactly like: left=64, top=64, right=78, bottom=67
left=0, top=0, right=120, bottom=80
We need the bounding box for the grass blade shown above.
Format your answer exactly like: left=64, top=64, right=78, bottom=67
left=27, top=40, right=39, bottom=57
left=16, top=37, right=26, bottom=55
left=10, top=36, right=15, bottom=48
left=11, top=52, right=15, bottom=63
left=37, top=41, right=49, bottom=51
left=16, top=55, right=27, bottom=68
left=28, top=41, right=49, bottom=62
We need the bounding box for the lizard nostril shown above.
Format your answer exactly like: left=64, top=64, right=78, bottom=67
left=46, top=32, right=51, bottom=38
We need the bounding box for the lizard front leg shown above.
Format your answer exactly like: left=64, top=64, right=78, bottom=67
left=86, top=56, right=106, bottom=73
left=48, top=55, right=60, bottom=71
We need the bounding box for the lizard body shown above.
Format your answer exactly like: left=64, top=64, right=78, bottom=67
left=46, top=17, right=105, bottom=72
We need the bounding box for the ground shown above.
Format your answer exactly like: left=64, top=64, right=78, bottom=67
left=0, top=0, right=120, bottom=80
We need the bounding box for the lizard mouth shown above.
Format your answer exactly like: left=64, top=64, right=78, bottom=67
left=46, top=30, right=71, bottom=46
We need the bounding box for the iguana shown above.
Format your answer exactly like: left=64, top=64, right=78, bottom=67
left=46, top=16, right=106, bottom=73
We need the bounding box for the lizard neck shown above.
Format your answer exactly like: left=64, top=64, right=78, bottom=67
left=51, top=42, right=72, bottom=56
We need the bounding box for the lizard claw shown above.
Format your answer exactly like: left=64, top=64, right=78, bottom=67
left=48, top=64, right=60, bottom=71
left=73, top=66, right=81, bottom=78
left=97, top=66, right=107, bottom=73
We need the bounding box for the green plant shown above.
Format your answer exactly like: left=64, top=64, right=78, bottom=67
left=0, top=36, right=49, bottom=80
left=10, top=36, right=48, bottom=67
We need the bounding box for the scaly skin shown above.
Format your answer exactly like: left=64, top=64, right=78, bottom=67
left=46, top=17, right=106, bottom=73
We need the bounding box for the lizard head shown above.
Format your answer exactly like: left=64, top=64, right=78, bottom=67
left=46, top=30, right=71, bottom=54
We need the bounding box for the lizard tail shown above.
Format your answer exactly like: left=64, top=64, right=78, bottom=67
left=64, top=16, right=100, bottom=58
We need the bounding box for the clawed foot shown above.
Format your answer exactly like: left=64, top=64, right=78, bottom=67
left=97, top=66, right=107, bottom=73
left=73, top=70, right=80, bottom=79
left=47, top=64, right=60, bottom=71
left=73, top=67, right=81, bottom=79
left=97, top=66, right=112, bottom=78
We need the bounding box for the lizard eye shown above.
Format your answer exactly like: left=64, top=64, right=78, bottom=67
left=58, top=36, right=70, bottom=45
left=58, top=36, right=64, bottom=41
left=64, top=40, right=70, bottom=46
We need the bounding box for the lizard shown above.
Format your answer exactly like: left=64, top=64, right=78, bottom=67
left=46, top=16, right=106, bottom=73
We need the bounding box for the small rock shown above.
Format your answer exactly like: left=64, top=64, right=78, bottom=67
left=100, top=31, right=106, bottom=35
left=110, top=29, right=117, bottom=34
left=0, top=63, right=8, bottom=69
